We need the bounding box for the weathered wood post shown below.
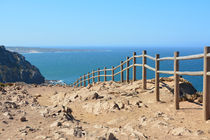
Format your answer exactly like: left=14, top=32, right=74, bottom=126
left=83, top=74, right=86, bottom=87
left=112, top=66, right=114, bottom=81
left=203, top=46, right=210, bottom=120
left=92, top=70, right=95, bottom=84
left=98, top=68, right=100, bottom=82
left=76, top=80, right=78, bottom=87
left=142, top=50, right=147, bottom=89
left=104, top=67, right=107, bottom=81
left=87, top=72, right=90, bottom=85
left=155, top=54, right=160, bottom=101
left=133, top=52, right=136, bottom=82
left=126, top=57, right=129, bottom=83
left=120, top=61, right=124, bottom=82
left=80, top=76, right=82, bottom=87
left=174, top=51, right=179, bottom=110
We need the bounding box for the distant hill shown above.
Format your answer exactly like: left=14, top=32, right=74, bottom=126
left=0, top=45, right=45, bottom=84
left=6, top=46, right=98, bottom=53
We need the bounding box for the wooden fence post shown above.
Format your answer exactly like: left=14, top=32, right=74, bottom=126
left=126, top=57, right=129, bottom=83
left=80, top=76, right=82, bottom=87
left=155, top=54, right=160, bottom=101
left=203, top=46, right=210, bottom=120
left=76, top=80, right=78, bottom=87
left=92, top=70, right=95, bottom=84
left=133, top=52, right=136, bottom=82
left=121, top=61, right=124, bottom=82
left=87, top=72, right=90, bottom=85
left=174, top=51, right=179, bottom=110
left=98, top=68, right=100, bottom=82
left=112, top=66, right=114, bottom=81
left=104, top=67, right=107, bottom=81
left=142, top=50, right=147, bottom=89
left=83, top=74, right=86, bottom=87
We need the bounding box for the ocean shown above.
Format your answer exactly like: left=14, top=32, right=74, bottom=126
left=22, top=46, right=204, bottom=91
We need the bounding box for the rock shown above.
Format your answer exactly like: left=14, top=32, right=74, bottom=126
left=0, top=45, right=45, bottom=84
left=74, top=126, right=85, bottom=138
left=4, top=101, right=19, bottom=109
left=2, top=121, right=8, bottom=124
left=135, top=100, right=142, bottom=108
left=35, top=136, right=46, bottom=139
left=59, top=138, right=67, bottom=140
left=153, top=121, right=168, bottom=129
left=74, top=94, right=79, bottom=99
left=155, top=111, right=164, bottom=117
left=0, top=87, right=7, bottom=93
left=195, top=130, right=204, bottom=135
left=54, top=132, right=63, bottom=139
left=170, top=127, right=192, bottom=136
left=113, top=103, right=120, bottom=110
left=92, top=92, right=104, bottom=100
left=3, top=112, right=13, bottom=119
left=40, top=108, right=49, bottom=117
left=57, top=122, right=62, bottom=127
left=108, top=133, right=118, bottom=140
left=62, top=106, right=75, bottom=121
left=131, top=131, right=148, bottom=140
left=20, top=116, right=27, bottom=122
left=172, top=82, right=197, bottom=97
left=139, top=115, right=147, bottom=126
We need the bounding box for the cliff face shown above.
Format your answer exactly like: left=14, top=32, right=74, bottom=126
left=0, top=45, right=45, bottom=84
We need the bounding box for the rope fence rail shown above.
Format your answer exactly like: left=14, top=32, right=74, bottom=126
left=71, top=46, right=210, bottom=121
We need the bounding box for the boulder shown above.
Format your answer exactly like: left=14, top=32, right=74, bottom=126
left=0, top=45, right=45, bottom=84
left=172, top=82, right=197, bottom=97
left=179, top=82, right=197, bottom=96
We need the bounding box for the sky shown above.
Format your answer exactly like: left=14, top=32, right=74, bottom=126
left=0, top=0, right=210, bottom=47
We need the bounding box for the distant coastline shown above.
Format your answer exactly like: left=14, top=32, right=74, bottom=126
left=6, top=47, right=104, bottom=53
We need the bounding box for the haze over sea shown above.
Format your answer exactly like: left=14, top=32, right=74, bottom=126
left=22, top=46, right=203, bottom=91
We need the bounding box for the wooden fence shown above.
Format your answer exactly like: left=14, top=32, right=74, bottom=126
left=71, top=46, right=210, bottom=121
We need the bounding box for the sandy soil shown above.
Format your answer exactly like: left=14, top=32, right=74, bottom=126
left=0, top=78, right=209, bottom=140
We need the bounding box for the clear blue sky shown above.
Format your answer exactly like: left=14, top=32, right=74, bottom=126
left=0, top=0, right=210, bottom=47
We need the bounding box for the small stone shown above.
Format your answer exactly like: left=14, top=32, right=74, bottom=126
left=20, top=116, right=27, bottom=122
left=40, top=108, right=49, bottom=117
left=74, top=126, right=85, bottom=138
left=170, top=127, right=191, bottom=136
left=9, top=115, right=13, bottom=120
left=139, top=115, right=147, bottom=126
left=155, top=111, right=164, bottom=117
left=57, top=122, right=62, bottom=127
left=4, top=101, right=19, bottom=109
left=108, top=133, right=118, bottom=140
left=113, top=103, right=120, bottom=110
left=35, top=136, right=46, bottom=139
left=92, top=93, right=103, bottom=100
left=3, top=112, right=13, bottom=119
left=196, top=130, right=204, bottom=135
left=2, top=121, right=8, bottom=124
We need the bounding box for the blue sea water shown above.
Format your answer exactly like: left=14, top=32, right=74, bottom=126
left=22, top=46, right=204, bottom=91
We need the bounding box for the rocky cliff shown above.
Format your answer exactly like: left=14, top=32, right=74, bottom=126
left=0, top=45, right=45, bottom=84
